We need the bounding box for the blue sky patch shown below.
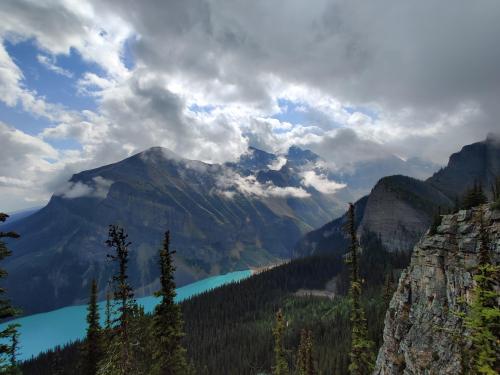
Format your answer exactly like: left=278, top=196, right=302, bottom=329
left=5, top=39, right=99, bottom=112
left=272, top=98, right=308, bottom=125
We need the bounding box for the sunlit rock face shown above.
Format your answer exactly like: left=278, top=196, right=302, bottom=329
left=374, top=205, right=500, bottom=375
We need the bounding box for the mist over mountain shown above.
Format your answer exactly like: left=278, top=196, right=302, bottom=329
left=1, top=142, right=442, bottom=315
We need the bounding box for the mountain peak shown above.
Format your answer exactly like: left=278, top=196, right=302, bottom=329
left=139, top=146, right=183, bottom=161
left=286, top=146, right=319, bottom=164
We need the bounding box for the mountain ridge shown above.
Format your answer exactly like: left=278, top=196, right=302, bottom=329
left=294, top=137, right=500, bottom=257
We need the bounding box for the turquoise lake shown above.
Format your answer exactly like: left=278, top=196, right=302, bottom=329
left=2, top=270, right=252, bottom=361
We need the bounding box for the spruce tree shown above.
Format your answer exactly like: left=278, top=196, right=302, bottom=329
left=0, top=323, right=21, bottom=374
left=429, top=206, right=442, bottom=235
left=492, top=176, right=500, bottom=210
left=105, top=291, right=112, bottom=330
left=462, top=212, right=500, bottom=374
left=462, top=182, right=488, bottom=209
left=297, top=329, right=316, bottom=375
left=97, top=225, right=137, bottom=375
left=272, top=309, right=288, bottom=375
left=383, top=272, right=395, bottom=308
left=296, top=329, right=307, bottom=375
left=0, top=213, right=21, bottom=371
left=305, top=330, right=315, bottom=375
left=151, top=231, right=189, bottom=375
left=82, top=279, right=103, bottom=375
left=491, top=176, right=500, bottom=201
left=346, top=203, right=375, bottom=375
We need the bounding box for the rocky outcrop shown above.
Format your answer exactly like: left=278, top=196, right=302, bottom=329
left=374, top=205, right=500, bottom=374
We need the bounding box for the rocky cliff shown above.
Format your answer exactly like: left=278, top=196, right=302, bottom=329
left=374, top=205, right=500, bottom=374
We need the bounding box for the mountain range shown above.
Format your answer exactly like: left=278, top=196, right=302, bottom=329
left=294, top=136, right=500, bottom=257
left=0, top=144, right=448, bottom=314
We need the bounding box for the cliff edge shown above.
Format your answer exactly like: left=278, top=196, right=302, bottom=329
left=374, top=205, right=500, bottom=374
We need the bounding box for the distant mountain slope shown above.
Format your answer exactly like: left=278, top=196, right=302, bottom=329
left=4, top=146, right=345, bottom=314
left=295, top=137, right=500, bottom=257
left=0, top=207, right=40, bottom=227
left=427, top=134, right=500, bottom=199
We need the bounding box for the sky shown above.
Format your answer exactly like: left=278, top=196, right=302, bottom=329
left=0, top=0, right=499, bottom=211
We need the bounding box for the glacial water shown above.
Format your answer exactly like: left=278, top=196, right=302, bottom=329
left=1, top=270, right=252, bottom=361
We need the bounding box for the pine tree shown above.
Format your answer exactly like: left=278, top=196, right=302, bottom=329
left=0, top=323, right=22, bottom=374
left=305, top=330, right=315, bottom=375
left=462, top=182, right=488, bottom=209
left=462, top=212, right=500, bottom=374
left=272, top=309, right=288, bottom=375
left=151, top=231, right=190, bottom=375
left=0, top=213, right=21, bottom=371
left=97, top=225, right=137, bottom=375
left=296, top=329, right=315, bottom=375
left=296, top=329, right=307, bottom=375
left=492, top=176, right=500, bottom=210
left=105, top=291, right=112, bottom=331
left=82, top=279, right=103, bottom=375
left=429, top=206, right=442, bottom=235
left=50, top=349, right=64, bottom=375
left=383, top=272, right=395, bottom=308
left=491, top=176, right=500, bottom=201
left=345, top=203, right=375, bottom=375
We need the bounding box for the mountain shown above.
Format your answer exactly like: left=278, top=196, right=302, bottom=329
left=295, top=137, right=500, bottom=257
left=375, top=204, right=500, bottom=374
left=0, top=207, right=40, bottom=227
left=427, top=134, right=500, bottom=199
left=3, top=146, right=346, bottom=314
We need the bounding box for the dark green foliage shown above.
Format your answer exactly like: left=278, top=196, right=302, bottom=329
left=98, top=225, right=136, bottom=375
left=151, top=231, right=190, bottom=375
left=0, top=213, right=21, bottom=374
left=272, top=309, right=289, bottom=375
left=462, top=182, right=487, bottom=210
left=296, top=329, right=315, bottom=375
left=491, top=176, right=500, bottom=201
left=492, top=176, right=500, bottom=210
left=462, top=213, right=500, bottom=374
left=383, top=272, right=395, bottom=308
left=81, top=279, right=102, bottom=375
left=429, top=206, right=442, bottom=235
left=346, top=203, right=375, bottom=375
left=23, top=235, right=408, bottom=375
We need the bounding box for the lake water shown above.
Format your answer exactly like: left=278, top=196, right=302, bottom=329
left=1, top=270, right=252, bottom=361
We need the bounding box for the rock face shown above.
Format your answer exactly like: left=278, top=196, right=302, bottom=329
left=358, top=176, right=452, bottom=252
left=374, top=205, right=500, bottom=374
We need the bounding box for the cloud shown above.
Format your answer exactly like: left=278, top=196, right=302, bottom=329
left=300, top=171, right=346, bottom=194
left=36, top=54, right=73, bottom=77
left=1, top=0, right=500, bottom=211
left=56, top=176, right=113, bottom=199
left=216, top=169, right=310, bottom=199
left=268, top=156, right=287, bottom=171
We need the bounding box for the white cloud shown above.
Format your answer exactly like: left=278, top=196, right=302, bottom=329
left=300, top=170, right=346, bottom=194
left=56, top=176, right=113, bottom=199
left=216, top=169, right=310, bottom=199
left=37, top=54, right=73, bottom=78
left=1, top=0, right=500, bottom=211
left=268, top=156, right=287, bottom=170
